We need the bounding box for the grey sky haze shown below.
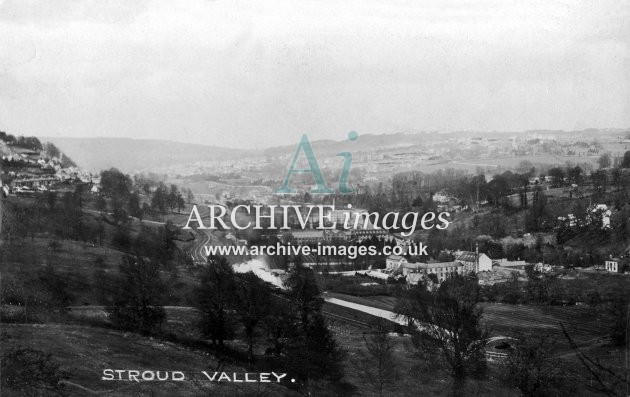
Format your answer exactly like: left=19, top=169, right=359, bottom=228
left=0, top=0, right=628, bottom=148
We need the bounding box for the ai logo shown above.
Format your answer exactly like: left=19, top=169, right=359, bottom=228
left=275, top=131, right=358, bottom=194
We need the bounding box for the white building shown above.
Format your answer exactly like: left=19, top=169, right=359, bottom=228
left=386, top=254, right=408, bottom=272
left=456, top=251, right=493, bottom=273
left=432, top=191, right=450, bottom=204
left=402, top=261, right=465, bottom=283
left=604, top=258, right=622, bottom=273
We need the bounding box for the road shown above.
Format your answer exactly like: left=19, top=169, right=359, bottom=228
left=190, top=228, right=214, bottom=264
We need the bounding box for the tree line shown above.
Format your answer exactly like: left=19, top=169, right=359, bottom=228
left=99, top=168, right=190, bottom=221
left=94, top=254, right=346, bottom=392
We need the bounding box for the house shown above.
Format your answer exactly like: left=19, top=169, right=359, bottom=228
left=456, top=251, right=493, bottom=272
left=386, top=254, right=408, bottom=272
left=604, top=257, right=623, bottom=273
left=432, top=191, right=450, bottom=204
left=591, top=204, right=612, bottom=229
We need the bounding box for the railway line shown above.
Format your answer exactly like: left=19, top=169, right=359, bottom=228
left=321, top=310, right=373, bottom=329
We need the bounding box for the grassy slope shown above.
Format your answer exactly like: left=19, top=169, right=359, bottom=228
left=1, top=324, right=294, bottom=397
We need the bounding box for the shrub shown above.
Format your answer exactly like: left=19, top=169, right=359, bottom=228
left=1, top=347, right=68, bottom=396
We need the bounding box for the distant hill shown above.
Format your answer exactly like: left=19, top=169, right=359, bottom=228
left=45, top=133, right=445, bottom=173
left=261, top=132, right=445, bottom=157
left=45, top=134, right=439, bottom=173
left=43, top=137, right=250, bottom=173
left=45, top=129, right=629, bottom=173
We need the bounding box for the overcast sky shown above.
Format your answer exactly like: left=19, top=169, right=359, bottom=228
left=0, top=0, right=628, bottom=149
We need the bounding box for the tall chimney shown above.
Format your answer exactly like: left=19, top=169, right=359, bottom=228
left=475, top=242, right=479, bottom=273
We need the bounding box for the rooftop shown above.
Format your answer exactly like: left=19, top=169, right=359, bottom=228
left=456, top=251, right=478, bottom=262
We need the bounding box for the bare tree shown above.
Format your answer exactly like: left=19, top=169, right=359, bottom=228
left=503, top=334, right=569, bottom=396
left=234, top=272, right=271, bottom=366
left=354, top=319, right=398, bottom=397
left=106, top=256, right=166, bottom=335
left=195, top=255, right=236, bottom=350
left=396, top=274, right=487, bottom=395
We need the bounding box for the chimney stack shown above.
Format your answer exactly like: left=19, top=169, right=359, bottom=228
left=475, top=242, right=479, bottom=273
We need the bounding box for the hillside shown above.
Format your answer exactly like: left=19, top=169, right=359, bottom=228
left=43, top=137, right=250, bottom=173
left=2, top=323, right=294, bottom=396
left=45, top=128, right=630, bottom=176
left=43, top=134, right=425, bottom=173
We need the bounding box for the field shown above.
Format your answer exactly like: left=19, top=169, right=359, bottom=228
left=322, top=292, right=617, bottom=354
left=481, top=303, right=609, bottom=347
left=335, top=330, right=521, bottom=397
left=318, top=291, right=629, bottom=395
